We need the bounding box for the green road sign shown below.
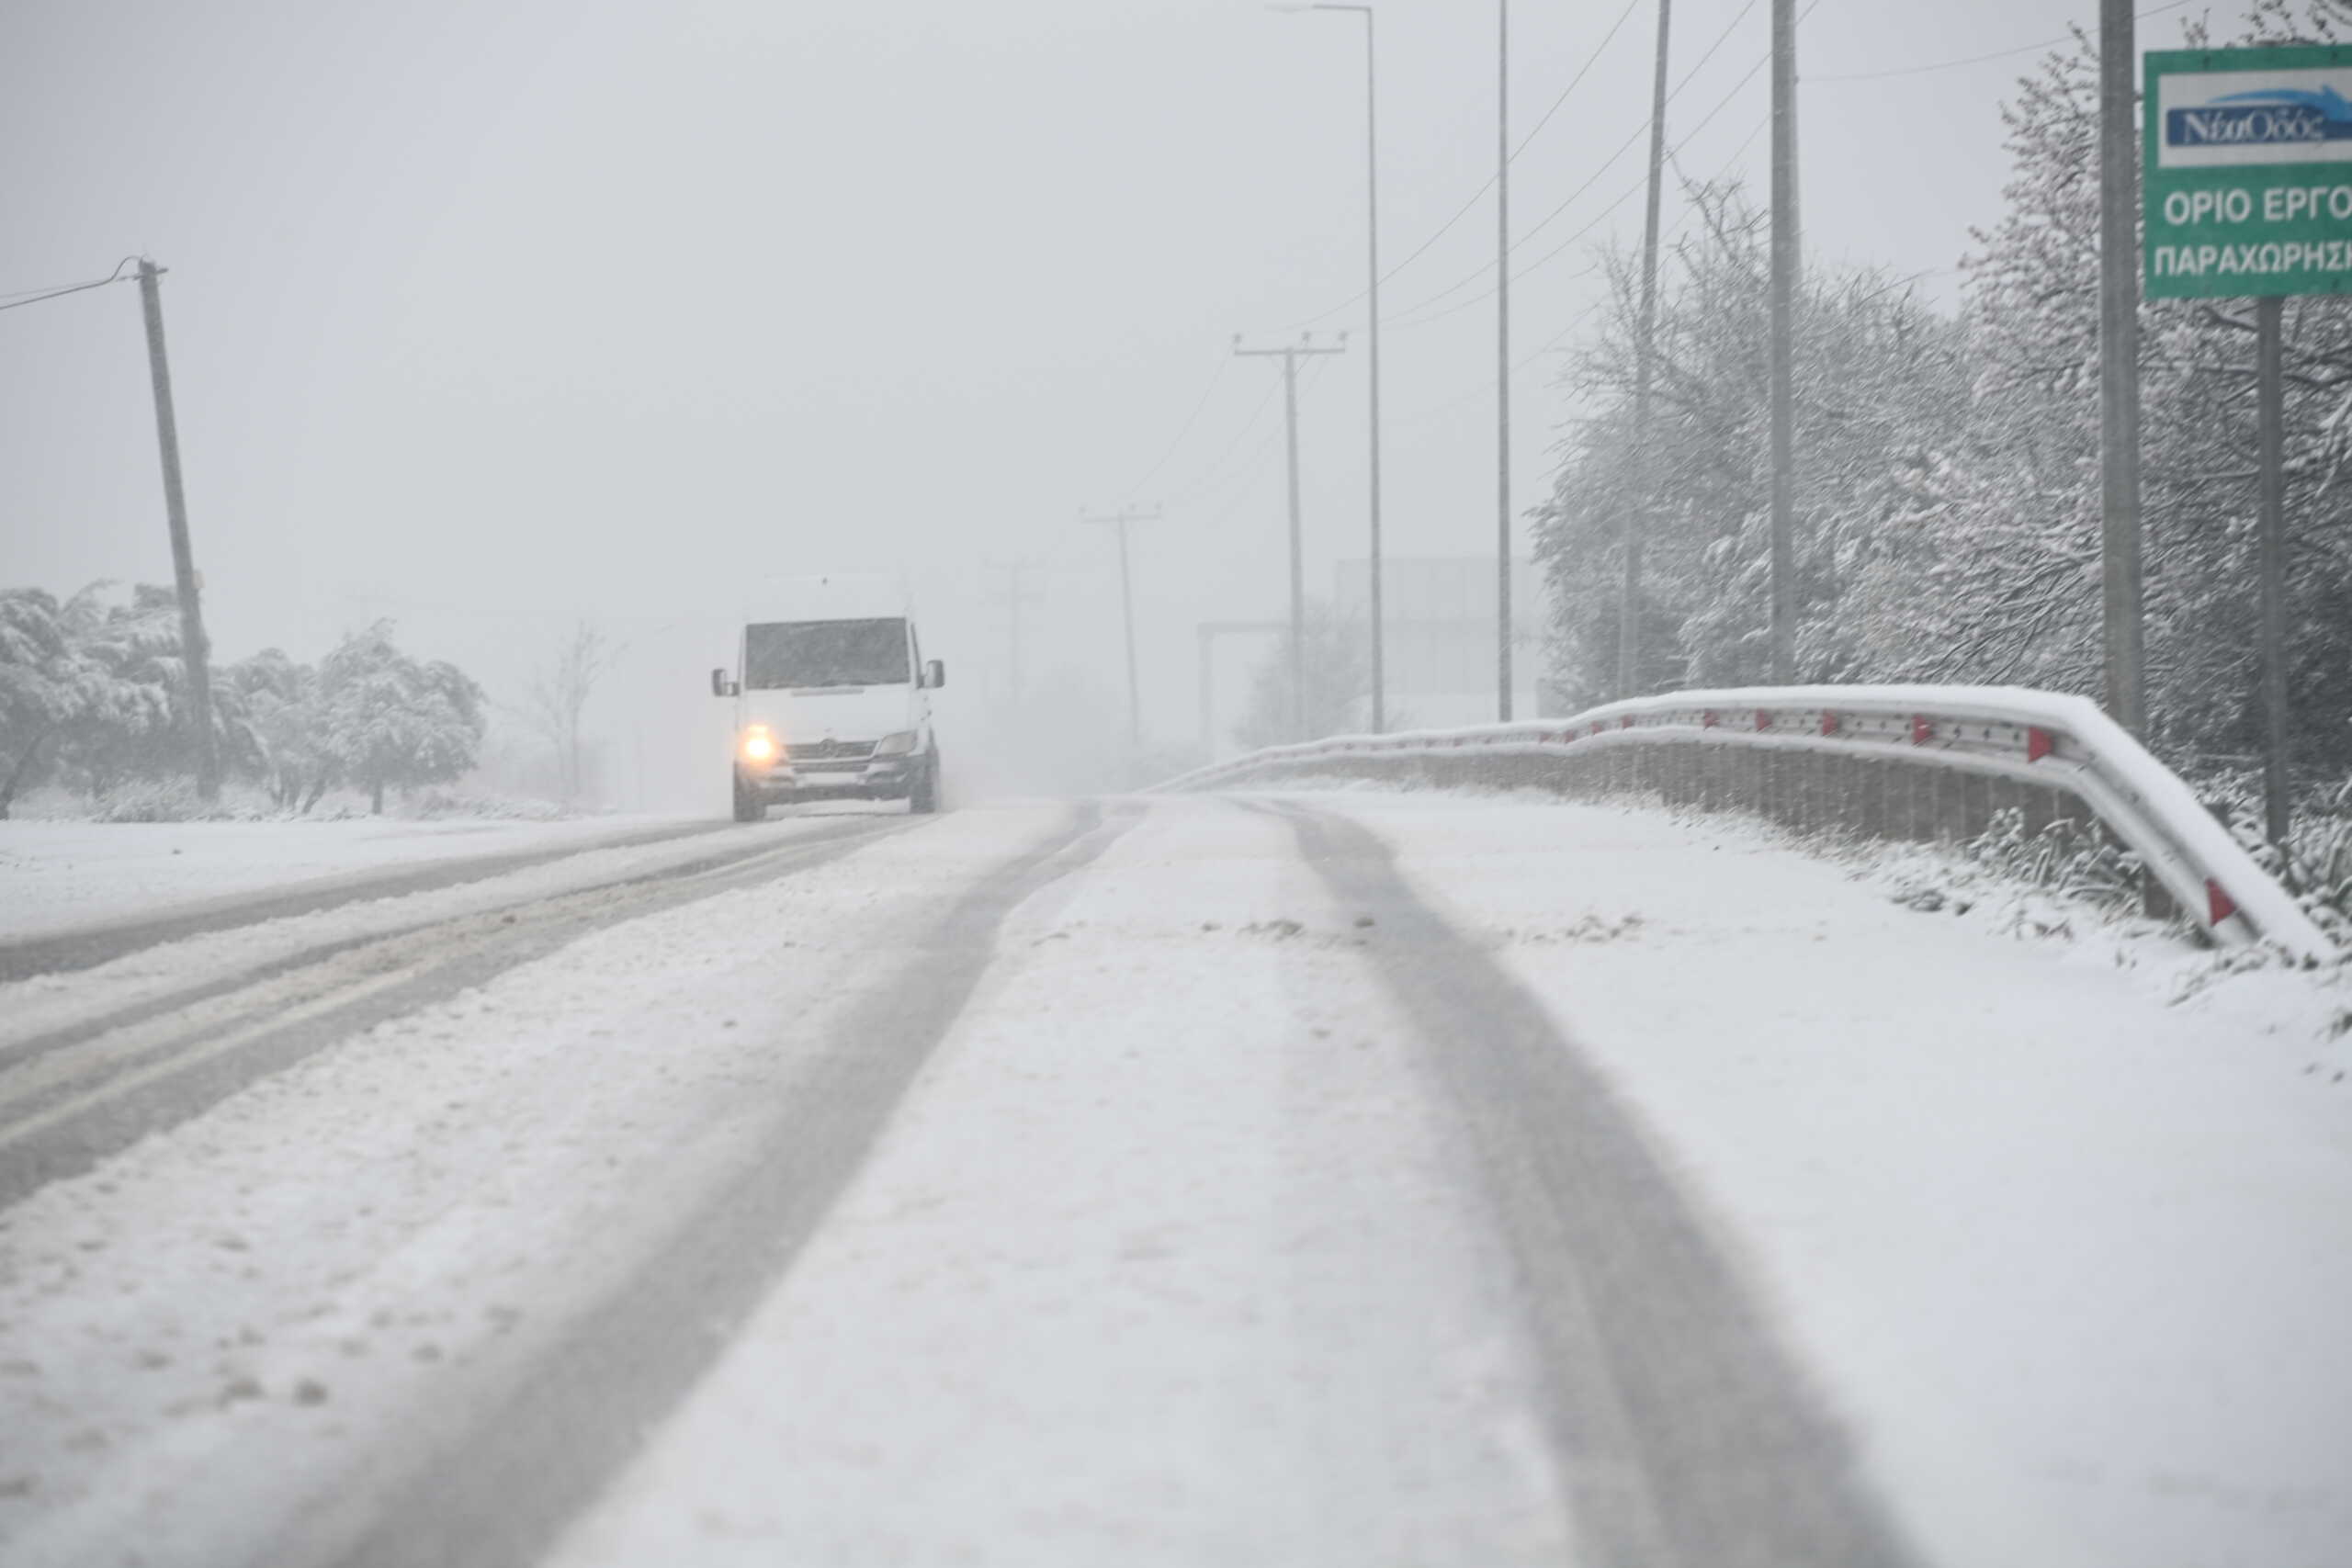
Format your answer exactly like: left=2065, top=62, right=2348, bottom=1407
left=2145, top=45, right=2352, bottom=299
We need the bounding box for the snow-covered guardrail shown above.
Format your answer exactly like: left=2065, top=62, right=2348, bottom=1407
left=1160, top=683, right=2336, bottom=961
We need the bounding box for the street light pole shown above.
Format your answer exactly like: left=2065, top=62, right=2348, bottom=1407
left=1271, top=2, right=1385, bottom=734
left=1497, top=0, right=1514, bottom=721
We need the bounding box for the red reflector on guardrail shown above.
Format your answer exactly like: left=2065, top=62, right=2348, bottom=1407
left=2027, top=727, right=2053, bottom=762
left=1755, top=709, right=1771, bottom=732
left=1821, top=712, right=1840, bottom=736
left=1702, top=710, right=1718, bottom=728
left=1911, top=716, right=1934, bottom=744
left=2208, top=880, right=2238, bottom=927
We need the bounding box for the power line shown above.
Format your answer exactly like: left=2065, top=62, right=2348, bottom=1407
left=0, top=257, right=142, bottom=313
left=1118, top=355, right=1229, bottom=502
left=1812, top=0, right=2194, bottom=83
left=1261, top=0, right=1653, bottom=335
left=1385, top=22, right=1789, bottom=336
left=1162, top=375, right=1284, bottom=506
left=1374, top=0, right=1767, bottom=329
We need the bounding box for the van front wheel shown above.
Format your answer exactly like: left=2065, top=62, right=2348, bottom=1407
left=731, top=771, right=765, bottom=823
left=909, top=753, right=940, bottom=815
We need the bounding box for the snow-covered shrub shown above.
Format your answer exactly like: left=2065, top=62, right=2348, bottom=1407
left=1964, top=806, right=2144, bottom=917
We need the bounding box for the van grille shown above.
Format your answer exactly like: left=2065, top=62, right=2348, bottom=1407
left=786, top=739, right=875, bottom=764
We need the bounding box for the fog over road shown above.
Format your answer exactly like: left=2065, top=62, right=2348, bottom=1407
left=2, top=793, right=2347, bottom=1568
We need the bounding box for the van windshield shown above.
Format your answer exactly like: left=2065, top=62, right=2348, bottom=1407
left=744, top=618, right=909, bottom=689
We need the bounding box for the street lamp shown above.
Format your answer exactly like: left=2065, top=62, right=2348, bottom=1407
left=1269, top=1, right=1385, bottom=735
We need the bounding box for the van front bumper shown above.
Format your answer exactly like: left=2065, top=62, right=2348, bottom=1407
left=738, top=755, right=916, bottom=802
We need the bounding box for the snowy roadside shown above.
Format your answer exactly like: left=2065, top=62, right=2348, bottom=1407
left=1275, top=773, right=2352, bottom=1052
left=0, top=804, right=1069, bottom=1568
left=0, top=812, right=737, bottom=942
left=0, top=812, right=881, bottom=1054
left=552, top=796, right=1578, bottom=1568
left=1327, top=788, right=2352, bottom=1568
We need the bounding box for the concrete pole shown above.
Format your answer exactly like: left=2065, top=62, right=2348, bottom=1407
left=136, top=259, right=222, bottom=802
left=2098, top=0, right=2147, bottom=733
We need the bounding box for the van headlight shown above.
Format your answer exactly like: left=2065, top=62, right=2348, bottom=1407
left=740, top=725, right=779, bottom=763
left=873, top=730, right=919, bottom=757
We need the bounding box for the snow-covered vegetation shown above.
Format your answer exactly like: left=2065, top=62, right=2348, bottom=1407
left=0, top=584, right=485, bottom=818
left=1537, top=3, right=2352, bottom=848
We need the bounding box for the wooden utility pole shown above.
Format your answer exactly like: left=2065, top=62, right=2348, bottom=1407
left=1235, top=336, right=1347, bottom=740
left=136, top=259, right=221, bottom=801
left=1496, top=0, right=1515, bottom=721
left=1082, top=506, right=1161, bottom=747
left=1620, top=0, right=1673, bottom=700
left=1767, top=0, right=1798, bottom=683
left=2098, top=0, right=2146, bottom=733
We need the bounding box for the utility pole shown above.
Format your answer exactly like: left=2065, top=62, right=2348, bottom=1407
left=2256, top=297, right=2290, bottom=852
left=136, top=259, right=221, bottom=801
left=1620, top=0, right=1673, bottom=700
left=1082, top=505, right=1161, bottom=747
left=2098, top=0, right=2146, bottom=733
left=1496, top=0, right=1515, bottom=721
left=1235, top=334, right=1347, bottom=740
left=1767, top=0, right=1798, bottom=683
left=982, top=557, right=1046, bottom=712
left=1269, top=3, right=1385, bottom=726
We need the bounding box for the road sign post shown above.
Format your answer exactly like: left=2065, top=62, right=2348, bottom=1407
left=2145, top=45, right=2352, bottom=853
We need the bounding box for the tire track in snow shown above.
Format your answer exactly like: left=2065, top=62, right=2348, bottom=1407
left=0, top=818, right=735, bottom=984
left=290, top=799, right=1142, bottom=1568
left=1266, top=800, right=1918, bottom=1568
left=0, top=818, right=905, bottom=1211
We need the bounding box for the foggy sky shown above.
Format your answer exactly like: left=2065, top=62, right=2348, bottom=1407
left=4, top=0, right=2169, bottom=794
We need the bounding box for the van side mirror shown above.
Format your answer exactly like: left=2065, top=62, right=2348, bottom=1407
left=710, top=668, right=740, bottom=698
left=923, top=659, right=946, bottom=690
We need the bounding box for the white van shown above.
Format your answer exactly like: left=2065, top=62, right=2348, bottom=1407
left=710, top=578, right=945, bottom=819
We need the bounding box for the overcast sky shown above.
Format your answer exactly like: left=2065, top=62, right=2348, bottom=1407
left=2, top=0, right=2212, bottom=791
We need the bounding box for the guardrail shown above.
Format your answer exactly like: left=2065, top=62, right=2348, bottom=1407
left=1159, top=683, right=2337, bottom=961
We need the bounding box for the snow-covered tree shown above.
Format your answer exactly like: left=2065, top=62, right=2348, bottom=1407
left=1534, top=181, right=1969, bottom=705
left=0, top=588, right=84, bottom=817
left=220, top=648, right=333, bottom=812
left=317, top=621, right=487, bottom=814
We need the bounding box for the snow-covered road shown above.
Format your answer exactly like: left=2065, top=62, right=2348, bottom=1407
left=2, top=791, right=2346, bottom=1568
